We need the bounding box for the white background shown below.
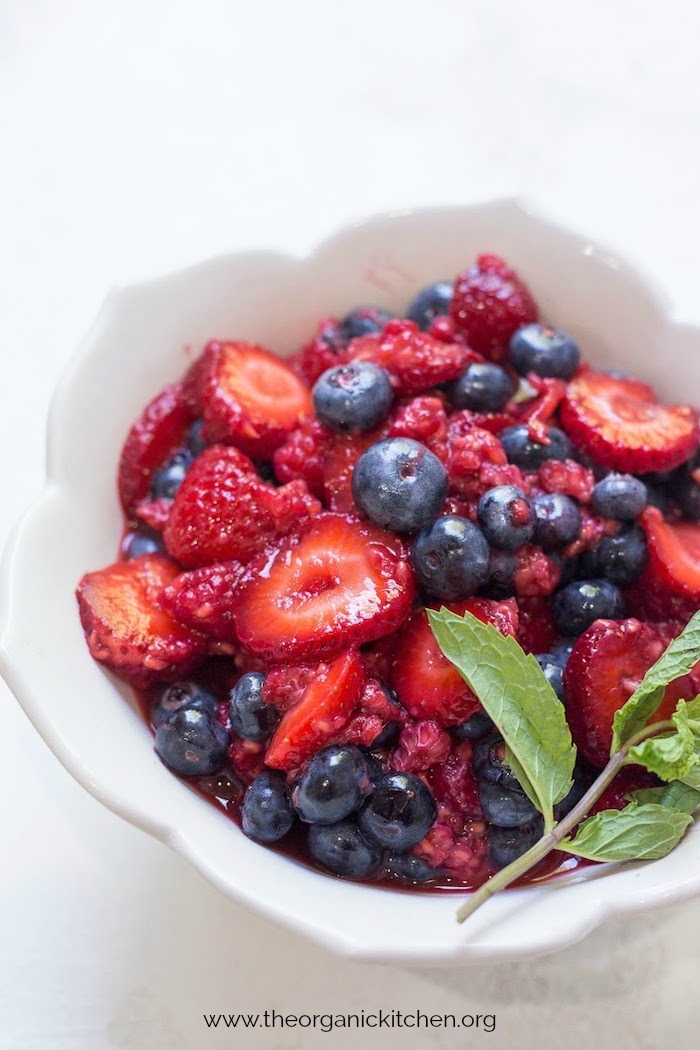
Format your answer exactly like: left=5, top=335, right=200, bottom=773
left=2, top=1, right=700, bottom=1047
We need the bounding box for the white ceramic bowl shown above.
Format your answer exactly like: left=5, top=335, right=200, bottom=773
left=2, top=200, right=700, bottom=965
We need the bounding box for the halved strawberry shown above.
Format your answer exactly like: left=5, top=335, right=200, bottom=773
left=349, top=319, right=471, bottom=395
left=391, top=598, right=519, bottom=727
left=560, top=369, right=699, bottom=473
left=638, top=506, right=700, bottom=605
left=76, top=554, right=207, bottom=687
left=164, top=445, right=321, bottom=568
left=264, top=650, right=364, bottom=770
left=185, top=341, right=312, bottom=458
left=118, top=382, right=193, bottom=513
left=161, top=561, right=245, bottom=642
left=233, top=513, right=415, bottom=663
left=564, top=618, right=698, bottom=767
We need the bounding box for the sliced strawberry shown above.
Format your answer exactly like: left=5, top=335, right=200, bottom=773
left=118, top=382, right=193, bottom=513
left=185, top=341, right=312, bottom=458
left=164, top=445, right=321, bottom=568
left=639, top=506, right=700, bottom=604
left=264, top=650, right=364, bottom=770
left=564, top=618, right=699, bottom=767
left=430, top=740, right=483, bottom=820
left=161, top=561, right=245, bottom=642
left=626, top=568, right=699, bottom=623
left=391, top=598, right=519, bottom=727
left=76, top=554, right=207, bottom=687
left=560, top=369, right=699, bottom=473
left=349, top=319, right=471, bottom=395
left=449, top=254, right=538, bottom=361
left=233, top=513, right=415, bottom=664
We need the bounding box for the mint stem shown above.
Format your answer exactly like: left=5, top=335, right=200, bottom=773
left=456, top=718, right=675, bottom=924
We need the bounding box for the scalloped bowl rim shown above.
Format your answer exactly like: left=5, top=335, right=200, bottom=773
left=1, top=199, right=699, bottom=965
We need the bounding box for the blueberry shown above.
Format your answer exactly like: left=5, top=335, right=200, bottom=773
left=124, top=529, right=164, bottom=559
left=645, top=484, right=671, bottom=513
left=534, top=654, right=566, bottom=701
left=472, top=734, right=521, bottom=790
left=229, top=672, right=278, bottom=742
left=551, top=579, right=625, bottom=636
left=292, top=745, right=373, bottom=824
left=406, top=281, right=453, bottom=330
left=369, top=720, right=401, bottom=749
left=308, top=820, right=383, bottom=879
left=241, top=771, right=295, bottom=843
left=312, top=361, right=393, bottom=434
left=358, top=772, right=437, bottom=850
left=551, top=640, right=576, bottom=666
left=154, top=707, right=229, bottom=776
left=553, top=760, right=595, bottom=821
left=186, top=419, right=207, bottom=457
left=338, top=307, right=392, bottom=342
left=487, top=818, right=545, bottom=869
left=385, top=852, right=439, bottom=883
left=477, top=485, right=536, bottom=551
left=583, top=525, right=648, bottom=585
left=484, top=548, right=518, bottom=598
left=509, top=323, right=580, bottom=380
left=670, top=467, right=700, bottom=521
left=478, top=780, right=539, bottom=828
left=412, top=515, right=490, bottom=600
left=444, top=362, right=514, bottom=412
left=152, top=680, right=217, bottom=728
left=352, top=438, right=448, bottom=533
left=500, top=425, right=573, bottom=469
left=590, top=474, right=648, bottom=521
left=255, top=461, right=279, bottom=484
left=150, top=449, right=193, bottom=499
left=532, top=493, right=582, bottom=551
left=452, top=709, right=495, bottom=741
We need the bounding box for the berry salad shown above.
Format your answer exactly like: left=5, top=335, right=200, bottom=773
left=76, top=253, right=700, bottom=894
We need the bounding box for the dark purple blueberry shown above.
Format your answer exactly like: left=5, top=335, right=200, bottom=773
left=338, top=307, right=392, bottom=342
left=154, top=707, right=229, bottom=777
left=229, top=672, right=278, bottom=742
left=150, top=449, right=193, bottom=499
left=532, top=493, right=582, bottom=551
left=471, top=734, right=521, bottom=790
left=478, top=780, right=539, bottom=828
left=444, top=362, right=514, bottom=412
left=477, top=485, right=536, bottom=551
left=242, top=771, right=295, bottom=843
left=590, top=473, right=648, bottom=521
left=583, top=525, right=648, bottom=585
left=308, top=820, right=383, bottom=879
left=412, top=515, right=490, bottom=600
left=452, top=709, right=495, bottom=741
left=313, top=361, right=393, bottom=434
left=358, top=772, right=436, bottom=850
left=292, top=745, right=373, bottom=825
left=551, top=579, right=625, bottom=636
left=352, top=438, right=448, bottom=533
left=124, top=529, right=164, bottom=559
left=385, top=852, right=439, bottom=883
left=500, top=425, right=573, bottom=469
left=534, top=654, right=566, bottom=701
left=186, top=419, right=207, bottom=457
left=152, top=680, right=217, bottom=728
left=509, top=323, right=580, bottom=380
left=406, top=281, right=453, bottom=330
left=487, top=818, right=545, bottom=869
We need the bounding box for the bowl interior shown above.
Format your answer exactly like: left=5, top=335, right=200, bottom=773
left=2, top=201, right=700, bottom=963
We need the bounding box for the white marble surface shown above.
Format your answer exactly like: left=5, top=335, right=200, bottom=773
left=2, top=1, right=700, bottom=1046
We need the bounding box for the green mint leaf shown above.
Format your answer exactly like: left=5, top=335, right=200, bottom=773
left=627, top=702, right=700, bottom=782
left=559, top=803, right=693, bottom=862
left=611, top=611, right=700, bottom=753
left=629, top=782, right=700, bottom=815
left=427, top=608, right=575, bottom=826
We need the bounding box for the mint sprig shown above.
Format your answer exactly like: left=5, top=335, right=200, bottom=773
left=427, top=609, right=700, bottom=925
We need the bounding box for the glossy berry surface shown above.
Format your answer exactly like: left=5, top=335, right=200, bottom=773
left=500, top=424, right=573, bottom=469
left=478, top=780, right=539, bottom=827
left=444, top=362, right=513, bottom=412
left=154, top=707, right=229, bottom=776
left=312, top=361, right=393, bottom=433
left=551, top=579, right=625, bottom=636
left=358, top=772, right=437, bottom=850
left=532, top=493, right=582, bottom=551
left=477, top=485, right=536, bottom=551
left=186, top=419, right=207, bottom=456
left=487, top=818, right=545, bottom=869
left=151, top=680, right=217, bottom=728
left=352, top=437, right=448, bottom=533
left=406, top=281, right=453, bottom=330
left=385, top=852, right=439, bottom=883
left=590, top=473, right=647, bottom=520
left=308, top=820, right=384, bottom=879
left=534, top=654, right=566, bottom=701
left=583, top=525, right=647, bottom=585
left=241, top=771, right=295, bottom=843
left=412, top=515, right=490, bottom=600
left=509, top=323, right=580, bottom=380
left=150, top=449, right=193, bottom=499
left=123, top=529, right=164, bottom=559
left=338, top=307, right=392, bottom=342
left=472, top=734, right=522, bottom=791
left=292, top=745, right=373, bottom=824
left=452, top=709, right=495, bottom=741
left=229, top=672, right=279, bottom=742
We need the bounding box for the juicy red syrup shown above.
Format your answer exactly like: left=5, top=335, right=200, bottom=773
left=132, top=661, right=588, bottom=894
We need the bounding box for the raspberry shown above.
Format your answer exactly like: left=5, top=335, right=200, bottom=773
left=445, top=419, right=508, bottom=497
left=537, top=459, right=595, bottom=503
left=227, top=735, right=267, bottom=786
left=513, top=544, right=562, bottom=597
left=411, top=821, right=489, bottom=881
left=134, top=498, right=173, bottom=532
left=272, top=418, right=332, bottom=500
left=430, top=741, right=482, bottom=820
left=359, top=678, right=409, bottom=725
left=322, top=430, right=377, bottom=512
left=162, top=561, right=245, bottom=642
left=360, top=634, right=399, bottom=681
left=386, top=396, right=449, bottom=460
left=289, top=317, right=351, bottom=385
left=334, top=713, right=386, bottom=747
left=450, top=254, right=538, bottom=361
left=391, top=720, right=451, bottom=774
left=349, top=319, right=471, bottom=395
left=261, top=663, right=316, bottom=712
left=562, top=511, right=618, bottom=559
